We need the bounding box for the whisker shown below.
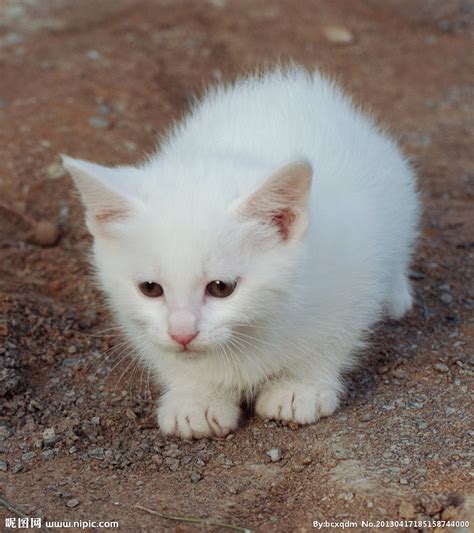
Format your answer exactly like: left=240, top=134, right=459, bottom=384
left=113, top=356, right=140, bottom=394
left=82, top=339, right=130, bottom=378
left=71, top=326, right=125, bottom=338
left=228, top=337, right=270, bottom=381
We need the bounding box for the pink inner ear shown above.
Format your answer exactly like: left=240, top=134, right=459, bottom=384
left=271, top=209, right=296, bottom=240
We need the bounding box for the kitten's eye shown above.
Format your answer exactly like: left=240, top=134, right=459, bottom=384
left=138, top=281, right=164, bottom=298
left=206, top=280, right=237, bottom=298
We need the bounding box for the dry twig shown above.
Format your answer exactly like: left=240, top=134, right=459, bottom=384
left=135, top=504, right=254, bottom=532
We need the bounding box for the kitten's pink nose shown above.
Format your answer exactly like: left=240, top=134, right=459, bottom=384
left=170, top=332, right=198, bottom=347
left=169, top=310, right=198, bottom=348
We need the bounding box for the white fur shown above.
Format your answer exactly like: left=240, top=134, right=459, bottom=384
left=63, top=67, right=419, bottom=439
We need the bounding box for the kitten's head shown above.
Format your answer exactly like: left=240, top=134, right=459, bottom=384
left=63, top=155, right=312, bottom=357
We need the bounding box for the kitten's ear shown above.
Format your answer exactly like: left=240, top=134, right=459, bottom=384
left=62, top=155, right=138, bottom=237
left=238, top=161, right=312, bottom=241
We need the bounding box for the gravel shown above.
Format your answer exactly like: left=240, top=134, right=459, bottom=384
left=266, top=448, right=283, bottom=462
left=191, top=472, right=202, bottom=483
left=12, top=463, right=24, bottom=474
left=28, top=220, right=61, bottom=247
left=88, top=448, right=105, bottom=460
left=66, top=498, right=80, bottom=508
left=46, top=162, right=66, bottom=179
left=324, top=26, right=354, bottom=44
left=433, top=362, right=450, bottom=373
left=392, top=368, right=407, bottom=379
left=42, top=427, right=59, bottom=447
left=399, top=500, right=417, bottom=519
left=89, top=116, right=110, bottom=129
left=22, top=451, right=36, bottom=461
left=440, top=293, right=454, bottom=304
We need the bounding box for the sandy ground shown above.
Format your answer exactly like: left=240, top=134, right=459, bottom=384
left=0, top=1, right=473, bottom=532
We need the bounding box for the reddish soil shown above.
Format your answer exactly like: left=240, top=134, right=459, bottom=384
left=0, top=1, right=473, bottom=532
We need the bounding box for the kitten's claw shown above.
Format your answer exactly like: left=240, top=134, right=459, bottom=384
left=255, top=381, right=340, bottom=425
left=157, top=395, right=240, bottom=439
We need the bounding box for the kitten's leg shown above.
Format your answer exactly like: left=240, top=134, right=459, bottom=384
left=387, top=271, right=413, bottom=320
left=255, top=370, right=343, bottom=425
left=157, top=385, right=241, bottom=439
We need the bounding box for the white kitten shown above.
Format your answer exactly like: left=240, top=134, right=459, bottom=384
left=63, top=67, right=419, bottom=439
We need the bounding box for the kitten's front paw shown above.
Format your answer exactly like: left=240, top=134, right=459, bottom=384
left=157, top=394, right=240, bottom=439
left=255, top=381, right=339, bottom=425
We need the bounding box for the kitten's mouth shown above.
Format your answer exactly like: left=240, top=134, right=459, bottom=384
left=174, top=347, right=207, bottom=360
left=175, top=344, right=205, bottom=356
left=181, top=347, right=194, bottom=354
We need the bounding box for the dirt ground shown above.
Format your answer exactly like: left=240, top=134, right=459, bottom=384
left=0, top=0, right=473, bottom=532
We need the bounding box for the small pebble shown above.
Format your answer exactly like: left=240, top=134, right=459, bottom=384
left=292, top=464, right=305, bottom=472
left=0, top=460, right=7, bottom=472
left=0, top=424, right=12, bottom=439
left=266, top=448, right=283, bottom=462
left=333, top=448, right=351, bottom=460
left=440, top=293, right=454, bottom=304
left=88, top=447, right=105, bottom=460
left=46, top=162, right=66, bottom=179
left=399, top=500, right=417, bottom=519
left=87, top=50, right=100, bottom=60
left=125, top=408, right=137, bottom=420
left=324, top=26, right=354, bottom=44
left=165, top=457, right=180, bottom=471
left=337, top=492, right=354, bottom=500
left=434, top=362, right=449, bottom=373
left=124, top=141, right=137, bottom=152
left=4, top=33, right=23, bottom=45
left=12, top=463, right=24, bottom=473
left=97, top=103, right=111, bottom=115
left=66, top=498, right=80, bottom=508
left=43, top=427, right=57, bottom=446
left=29, top=221, right=61, bottom=247
left=104, top=449, right=114, bottom=460
left=393, top=368, right=407, bottom=379
left=190, top=472, right=202, bottom=483
left=22, top=451, right=35, bottom=462
left=223, top=458, right=235, bottom=468
left=399, top=478, right=408, bottom=485
left=89, top=116, right=110, bottom=129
